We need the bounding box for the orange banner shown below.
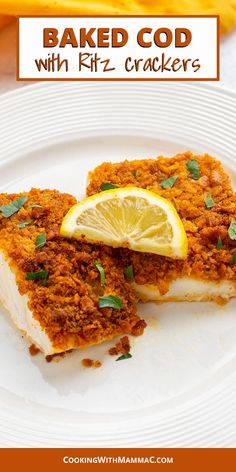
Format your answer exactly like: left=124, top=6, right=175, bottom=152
left=0, top=448, right=236, bottom=471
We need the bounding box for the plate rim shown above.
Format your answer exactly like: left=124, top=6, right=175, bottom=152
left=0, top=80, right=236, bottom=447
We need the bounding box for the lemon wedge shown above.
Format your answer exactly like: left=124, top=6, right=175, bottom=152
left=60, top=187, right=188, bottom=258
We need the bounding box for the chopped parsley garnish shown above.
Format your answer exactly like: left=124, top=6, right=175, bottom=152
left=217, top=236, right=223, bottom=249
left=35, top=233, right=47, bottom=249
left=26, top=270, right=48, bottom=283
left=100, top=183, right=118, bottom=191
left=232, top=249, right=236, bottom=263
left=95, top=261, right=105, bottom=287
left=160, top=175, right=178, bottom=189
left=0, top=196, right=28, bottom=218
left=228, top=220, right=236, bottom=240
left=124, top=265, right=134, bottom=280
left=98, top=295, right=123, bottom=309
left=204, top=193, right=215, bottom=209
left=116, top=353, right=132, bottom=361
left=28, top=204, right=42, bottom=209
left=17, top=220, right=33, bottom=229
left=186, top=159, right=200, bottom=180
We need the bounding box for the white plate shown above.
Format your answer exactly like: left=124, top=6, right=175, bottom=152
left=0, top=82, right=236, bottom=447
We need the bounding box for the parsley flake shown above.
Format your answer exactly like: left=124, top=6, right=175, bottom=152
left=95, top=261, right=105, bottom=287
left=204, top=194, right=215, bottom=209
left=232, top=249, right=236, bottom=263
left=160, top=175, right=178, bottom=189
left=186, top=159, right=200, bottom=180
left=28, top=204, right=42, bottom=209
left=100, top=183, right=118, bottom=191
left=217, top=237, right=223, bottom=250
left=17, top=220, right=33, bottom=229
left=116, top=353, right=132, bottom=361
left=98, top=295, right=123, bottom=309
left=35, top=233, right=46, bottom=249
left=228, top=220, right=236, bottom=240
left=26, top=270, right=48, bottom=284
left=0, top=196, right=28, bottom=218
left=124, top=265, right=134, bottom=280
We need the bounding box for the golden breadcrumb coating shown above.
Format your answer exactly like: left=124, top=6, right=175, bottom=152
left=81, top=358, right=102, bottom=368
left=108, top=336, right=131, bottom=356
left=0, top=188, right=146, bottom=353
left=87, top=152, right=236, bottom=294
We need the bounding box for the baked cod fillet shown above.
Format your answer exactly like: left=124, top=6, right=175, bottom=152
left=0, top=189, right=146, bottom=356
left=87, top=152, right=236, bottom=303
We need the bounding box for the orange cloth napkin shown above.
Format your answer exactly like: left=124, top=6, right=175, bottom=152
left=0, top=1, right=235, bottom=34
